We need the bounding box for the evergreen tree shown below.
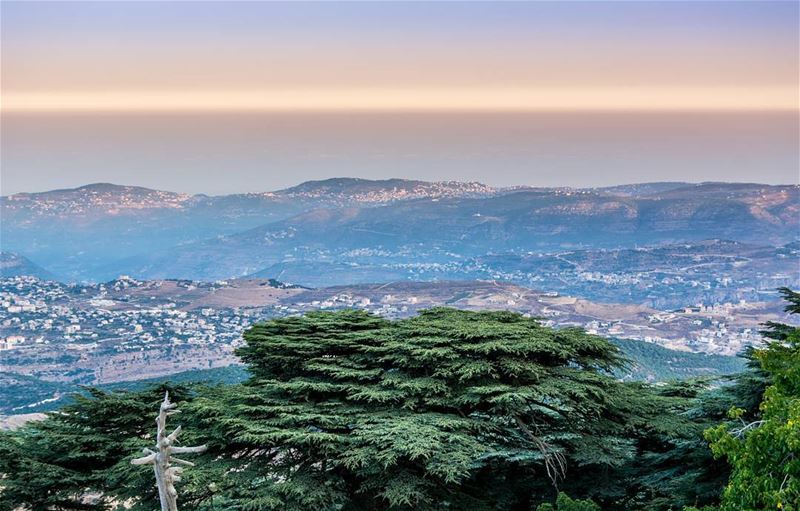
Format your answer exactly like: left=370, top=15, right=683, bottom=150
left=536, top=492, right=602, bottom=511
left=197, top=308, right=645, bottom=510
left=704, top=288, right=800, bottom=511
left=0, top=385, right=221, bottom=511
left=3, top=298, right=793, bottom=511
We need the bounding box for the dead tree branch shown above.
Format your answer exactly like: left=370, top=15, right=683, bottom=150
left=131, top=392, right=207, bottom=511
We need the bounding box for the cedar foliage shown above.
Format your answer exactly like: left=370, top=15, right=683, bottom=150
left=0, top=298, right=795, bottom=511
left=204, top=308, right=638, bottom=510
left=205, top=308, right=742, bottom=510
left=536, top=493, right=602, bottom=511
left=0, top=385, right=217, bottom=511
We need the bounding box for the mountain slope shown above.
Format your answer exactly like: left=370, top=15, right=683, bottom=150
left=0, top=178, right=504, bottom=280
left=276, top=177, right=497, bottom=205
left=113, top=183, right=799, bottom=281
left=0, top=252, right=56, bottom=280
left=3, top=181, right=797, bottom=282
left=594, top=182, right=690, bottom=197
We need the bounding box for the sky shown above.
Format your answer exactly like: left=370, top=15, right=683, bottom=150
left=1, top=1, right=798, bottom=194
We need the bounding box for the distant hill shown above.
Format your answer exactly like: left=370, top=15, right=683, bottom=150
left=1, top=183, right=192, bottom=219
left=238, top=239, right=799, bottom=308
left=247, top=260, right=413, bottom=287
left=1, top=178, right=498, bottom=220
left=2, top=180, right=797, bottom=281
left=0, top=178, right=501, bottom=280
left=595, top=182, right=689, bottom=197
left=276, top=177, right=497, bottom=204
left=116, top=183, right=800, bottom=281
left=0, top=252, right=55, bottom=280
left=1, top=184, right=302, bottom=281
left=280, top=177, right=422, bottom=194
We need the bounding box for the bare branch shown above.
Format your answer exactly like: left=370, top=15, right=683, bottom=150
left=131, top=453, right=157, bottom=465
left=170, top=445, right=207, bottom=454
left=514, top=414, right=567, bottom=486
left=731, top=420, right=765, bottom=438
left=167, top=426, right=182, bottom=442
left=171, top=457, right=196, bottom=467
left=131, top=392, right=206, bottom=511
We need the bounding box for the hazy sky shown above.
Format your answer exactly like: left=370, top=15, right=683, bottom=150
left=1, top=1, right=798, bottom=194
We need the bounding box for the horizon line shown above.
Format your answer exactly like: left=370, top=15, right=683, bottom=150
left=3, top=87, right=798, bottom=113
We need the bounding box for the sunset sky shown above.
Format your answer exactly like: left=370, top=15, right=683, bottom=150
left=1, top=1, right=798, bottom=193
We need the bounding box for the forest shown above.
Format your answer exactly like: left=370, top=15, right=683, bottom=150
left=1, top=289, right=797, bottom=511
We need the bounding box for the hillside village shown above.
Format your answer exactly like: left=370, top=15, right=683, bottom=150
left=1, top=275, right=793, bottom=399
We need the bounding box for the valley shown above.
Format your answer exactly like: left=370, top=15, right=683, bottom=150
left=1, top=178, right=797, bottom=414
left=1, top=274, right=796, bottom=413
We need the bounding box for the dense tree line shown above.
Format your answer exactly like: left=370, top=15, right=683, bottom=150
left=1, top=289, right=797, bottom=511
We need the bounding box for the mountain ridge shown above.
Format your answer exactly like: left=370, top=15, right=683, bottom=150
left=6, top=178, right=797, bottom=201
left=109, top=186, right=799, bottom=282
left=2, top=179, right=797, bottom=282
